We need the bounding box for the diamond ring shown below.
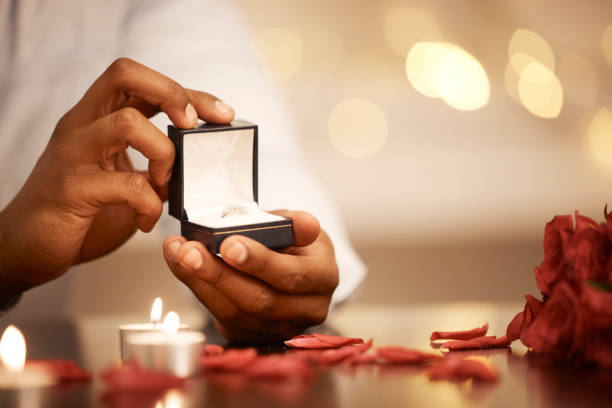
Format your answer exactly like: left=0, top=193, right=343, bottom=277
left=221, top=204, right=250, bottom=218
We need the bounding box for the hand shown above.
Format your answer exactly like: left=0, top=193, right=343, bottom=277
left=162, top=210, right=339, bottom=342
left=0, top=58, right=234, bottom=295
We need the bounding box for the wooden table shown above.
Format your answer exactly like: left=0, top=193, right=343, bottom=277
left=1, top=302, right=610, bottom=407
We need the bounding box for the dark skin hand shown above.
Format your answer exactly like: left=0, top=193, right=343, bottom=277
left=163, top=210, right=339, bottom=342
left=0, top=58, right=234, bottom=295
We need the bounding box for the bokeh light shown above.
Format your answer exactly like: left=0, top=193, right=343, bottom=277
left=328, top=98, right=388, bottom=158
left=384, top=7, right=442, bottom=57
left=588, top=108, right=612, bottom=166
left=406, top=42, right=489, bottom=110
left=602, top=24, right=612, bottom=68
left=504, top=53, right=538, bottom=103
left=557, top=52, right=598, bottom=106
left=508, top=28, right=555, bottom=72
left=435, top=47, right=490, bottom=110
left=518, top=61, right=564, bottom=118
left=249, top=28, right=303, bottom=83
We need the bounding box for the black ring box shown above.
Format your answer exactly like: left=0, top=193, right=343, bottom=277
left=168, top=120, right=294, bottom=254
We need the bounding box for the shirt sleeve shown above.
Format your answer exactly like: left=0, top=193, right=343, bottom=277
left=117, top=0, right=366, bottom=303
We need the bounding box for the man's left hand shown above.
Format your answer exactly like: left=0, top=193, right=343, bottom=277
left=162, top=210, right=339, bottom=342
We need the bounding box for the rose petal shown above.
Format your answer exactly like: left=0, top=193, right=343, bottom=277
left=100, top=363, right=184, bottom=391
left=506, top=311, right=524, bottom=343
left=202, top=348, right=258, bottom=371
left=284, top=333, right=363, bottom=349
left=244, top=355, right=314, bottom=381
left=427, top=358, right=499, bottom=382
left=430, top=322, right=489, bottom=341
left=442, top=335, right=510, bottom=351
left=28, top=359, right=91, bottom=382
left=376, top=346, right=443, bottom=364
left=202, top=344, right=224, bottom=356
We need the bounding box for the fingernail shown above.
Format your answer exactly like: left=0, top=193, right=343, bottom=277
left=185, top=103, right=198, bottom=126
left=182, top=248, right=203, bottom=270
left=226, top=241, right=248, bottom=264
left=167, top=241, right=181, bottom=257
left=215, top=100, right=233, bottom=115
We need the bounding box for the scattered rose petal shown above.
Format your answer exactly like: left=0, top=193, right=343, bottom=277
left=28, top=359, right=91, bottom=382
left=442, top=335, right=510, bottom=351
left=100, top=363, right=184, bottom=391
left=244, top=354, right=314, bottom=381
left=427, top=357, right=499, bottom=382
left=202, top=348, right=257, bottom=371
left=376, top=346, right=443, bottom=364
left=349, top=353, right=378, bottom=365
left=284, top=333, right=363, bottom=349
left=203, top=344, right=224, bottom=356
left=430, top=322, right=489, bottom=341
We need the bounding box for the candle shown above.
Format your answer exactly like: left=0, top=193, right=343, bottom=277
left=0, top=325, right=55, bottom=389
left=123, top=312, right=205, bottom=378
left=119, top=297, right=189, bottom=362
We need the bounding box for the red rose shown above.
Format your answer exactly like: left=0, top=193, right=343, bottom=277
left=506, top=294, right=543, bottom=343
left=578, top=284, right=612, bottom=367
left=522, top=282, right=582, bottom=359
left=535, top=215, right=573, bottom=296
left=562, top=212, right=610, bottom=282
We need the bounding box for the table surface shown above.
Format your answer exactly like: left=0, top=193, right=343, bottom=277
left=1, top=302, right=611, bottom=408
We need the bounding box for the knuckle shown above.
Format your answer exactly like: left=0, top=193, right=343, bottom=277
left=160, top=138, right=175, bottom=161
left=113, top=107, right=142, bottom=128
left=284, top=263, right=308, bottom=292
left=107, top=57, right=134, bottom=80
left=123, top=173, right=148, bottom=192
left=162, top=78, right=188, bottom=103
left=250, top=289, right=274, bottom=316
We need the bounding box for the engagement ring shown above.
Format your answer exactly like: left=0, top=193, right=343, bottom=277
left=221, top=204, right=250, bottom=218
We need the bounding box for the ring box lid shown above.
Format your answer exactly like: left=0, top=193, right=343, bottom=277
left=168, top=120, right=289, bottom=229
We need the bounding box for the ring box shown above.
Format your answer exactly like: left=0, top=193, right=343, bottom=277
left=168, top=120, right=294, bottom=254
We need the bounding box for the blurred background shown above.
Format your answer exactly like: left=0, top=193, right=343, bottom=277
left=238, top=0, right=612, bottom=304
left=5, top=0, right=612, bottom=324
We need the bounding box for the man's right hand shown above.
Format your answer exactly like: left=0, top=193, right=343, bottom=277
left=0, top=58, right=234, bottom=296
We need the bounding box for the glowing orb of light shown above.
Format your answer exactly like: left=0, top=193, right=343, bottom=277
left=328, top=98, right=388, bottom=158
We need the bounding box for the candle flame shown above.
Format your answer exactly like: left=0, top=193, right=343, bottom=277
left=162, top=311, right=179, bottom=334
left=150, top=297, right=163, bottom=325
left=0, top=325, right=26, bottom=372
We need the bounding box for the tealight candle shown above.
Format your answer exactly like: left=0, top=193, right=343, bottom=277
left=0, top=325, right=55, bottom=389
left=123, top=312, right=205, bottom=378
left=119, top=297, right=189, bottom=362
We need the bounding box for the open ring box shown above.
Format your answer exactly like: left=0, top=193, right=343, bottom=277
left=168, top=120, right=294, bottom=254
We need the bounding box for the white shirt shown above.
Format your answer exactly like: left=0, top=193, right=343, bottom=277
left=0, top=0, right=365, bottom=309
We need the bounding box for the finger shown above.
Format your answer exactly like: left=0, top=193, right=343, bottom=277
left=80, top=170, right=163, bottom=232
left=270, top=210, right=320, bottom=247
left=219, top=235, right=338, bottom=294
left=163, top=239, right=311, bottom=340
left=186, top=89, right=235, bottom=124
left=72, top=58, right=196, bottom=129
left=169, top=240, right=330, bottom=325
left=81, top=107, right=175, bottom=186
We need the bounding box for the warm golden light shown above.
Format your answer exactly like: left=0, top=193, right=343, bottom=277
left=558, top=52, right=598, bottom=106
left=602, top=24, right=612, bottom=68
left=384, top=7, right=442, bottom=57
left=249, top=28, right=302, bottom=83
left=162, top=312, right=180, bottom=335
left=0, top=325, right=26, bottom=372
left=328, top=98, right=387, bottom=158
left=508, top=28, right=555, bottom=72
left=405, top=42, right=455, bottom=98
left=406, top=42, right=489, bottom=110
left=588, top=108, right=612, bottom=166
left=150, top=297, right=162, bottom=325
left=518, top=61, right=563, bottom=118
left=163, top=389, right=185, bottom=408
left=434, top=47, right=490, bottom=111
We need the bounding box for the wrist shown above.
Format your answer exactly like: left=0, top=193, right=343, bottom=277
left=0, top=209, right=24, bottom=311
